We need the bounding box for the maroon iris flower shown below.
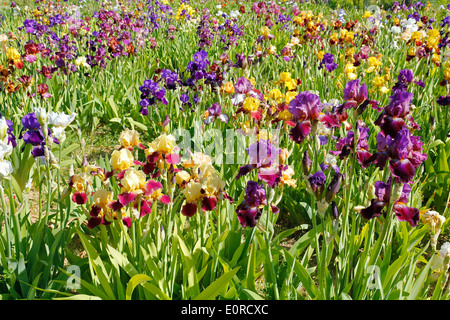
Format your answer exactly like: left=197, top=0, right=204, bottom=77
left=360, top=177, right=419, bottom=226
left=393, top=204, right=420, bottom=227
left=289, top=121, right=311, bottom=144
left=330, top=121, right=372, bottom=168
left=236, top=181, right=266, bottom=228
left=375, top=91, right=414, bottom=137
left=386, top=128, right=427, bottom=184
left=360, top=199, right=385, bottom=220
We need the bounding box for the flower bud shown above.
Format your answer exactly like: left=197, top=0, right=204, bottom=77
left=0, top=118, right=7, bottom=140
left=439, top=242, right=450, bottom=258
left=34, top=107, right=47, bottom=127
left=317, top=199, right=328, bottom=219
left=430, top=116, right=436, bottom=132
left=326, top=172, right=343, bottom=203
left=367, top=183, right=375, bottom=200
left=391, top=182, right=404, bottom=203
left=302, top=151, right=312, bottom=176
left=82, top=156, right=88, bottom=168
left=0, top=159, right=13, bottom=179
left=330, top=201, right=340, bottom=219
left=48, top=150, right=60, bottom=169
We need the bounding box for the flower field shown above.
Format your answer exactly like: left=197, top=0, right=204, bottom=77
left=0, top=0, right=450, bottom=301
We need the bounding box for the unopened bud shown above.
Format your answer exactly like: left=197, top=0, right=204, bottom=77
left=392, top=182, right=404, bottom=203
left=330, top=201, right=340, bottom=220
left=325, top=172, right=343, bottom=203
left=302, top=151, right=312, bottom=176
left=317, top=199, right=329, bottom=219
left=0, top=118, right=7, bottom=140
left=430, top=116, right=435, bottom=131
left=34, top=107, right=48, bottom=127
left=49, top=150, right=60, bottom=169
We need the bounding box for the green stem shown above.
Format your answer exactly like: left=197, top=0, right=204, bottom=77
left=9, top=180, right=22, bottom=258
left=0, top=183, right=11, bottom=258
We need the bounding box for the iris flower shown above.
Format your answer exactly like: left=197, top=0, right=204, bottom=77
left=236, top=181, right=267, bottom=228
left=203, top=103, right=229, bottom=124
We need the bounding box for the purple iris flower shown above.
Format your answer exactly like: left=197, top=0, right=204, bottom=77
left=437, top=95, right=450, bottom=106
left=308, top=171, right=326, bottom=199
left=21, top=112, right=41, bottom=131
left=387, top=128, right=427, bottom=184
left=331, top=131, right=354, bottom=161
left=22, top=130, right=46, bottom=146
left=138, top=79, right=168, bottom=115
left=0, top=114, right=16, bottom=148
left=184, top=50, right=211, bottom=86
left=342, top=79, right=368, bottom=109
left=392, top=69, right=424, bottom=93
left=193, top=94, right=200, bottom=105
left=244, top=181, right=267, bottom=207
left=397, top=69, right=413, bottom=85
left=408, top=12, right=421, bottom=22
left=235, top=139, right=283, bottom=188
left=49, top=14, right=64, bottom=27
left=288, top=91, right=321, bottom=121
left=19, top=112, right=58, bottom=158
left=180, top=94, right=189, bottom=104
left=161, top=69, right=179, bottom=89
left=19, top=19, right=39, bottom=34
left=187, top=50, right=210, bottom=72
left=231, top=53, right=248, bottom=69
left=330, top=121, right=372, bottom=168
left=318, top=53, right=338, bottom=73
left=234, top=77, right=252, bottom=94
left=319, top=162, right=340, bottom=174
left=203, top=103, right=229, bottom=124
left=247, top=139, right=281, bottom=168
